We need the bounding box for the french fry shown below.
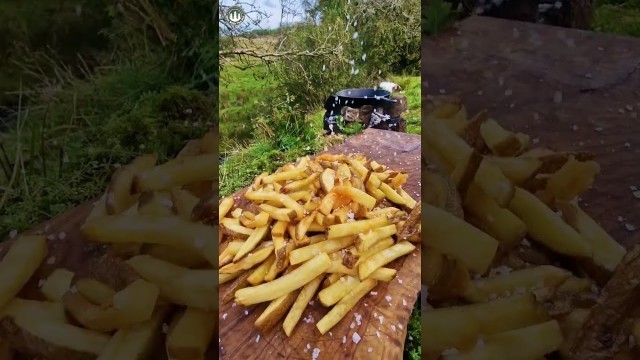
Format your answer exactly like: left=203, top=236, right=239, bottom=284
left=262, top=169, right=307, bottom=184
left=283, top=275, right=324, bottom=337
left=127, top=255, right=216, bottom=311
left=233, top=224, right=271, bottom=262
left=0, top=235, right=48, bottom=309
left=316, top=278, right=378, bottom=334
left=331, top=186, right=377, bottom=210
left=425, top=295, right=550, bottom=354
left=244, top=191, right=305, bottom=219
left=288, top=236, right=354, bottom=265
left=247, top=255, right=277, bottom=286
left=166, top=308, right=215, bottom=360
left=358, top=241, right=415, bottom=280
left=82, top=216, right=216, bottom=266
left=255, top=291, right=299, bottom=333
left=220, top=271, right=244, bottom=285
left=63, top=279, right=159, bottom=332
left=220, top=244, right=274, bottom=274
left=235, top=253, right=331, bottom=306
left=219, top=241, right=245, bottom=267
left=98, top=307, right=167, bottom=360
left=424, top=203, right=498, bottom=274
left=40, top=269, right=75, bottom=302
left=442, top=320, right=562, bottom=360
left=557, top=202, right=626, bottom=273
left=509, top=187, right=591, bottom=257
left=462, top=265, right=572, bottom=303
left=318, top=275, right=360, bottom=306
left=327, top=217, right=389, bottom=239
left=379, top=183, right=407, bottom=206
left=282, top=173, right=319, bottom=193
left=356, top=225, right=397, bottom=252
left=75, top=278, right=115, bottom=307
left=133, top=153, right=216, bottom=192
left=259, top=204, right=296, bottom=222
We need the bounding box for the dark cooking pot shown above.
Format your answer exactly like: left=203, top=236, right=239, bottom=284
left=322, top=88, right=399, bottom=134
left=323, top=88, right=397, bottom=116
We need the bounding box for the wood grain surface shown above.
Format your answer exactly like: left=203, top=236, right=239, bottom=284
left=218, top=129, right=421, bottom=360
left=423, top=16, right=640, bottom=248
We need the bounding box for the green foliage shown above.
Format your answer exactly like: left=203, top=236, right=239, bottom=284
left=273, top=0, right=420, bottom=110
left=594, top=1, right=640, bottom=37
left=422, top=0, right=458, bottom=36
left=405, top=299, right=421, bottom=360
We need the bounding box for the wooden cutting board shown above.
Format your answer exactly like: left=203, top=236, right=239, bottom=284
left=218, top=129, right=421, bottom=360
left=423, top=16, right=640, bottom=248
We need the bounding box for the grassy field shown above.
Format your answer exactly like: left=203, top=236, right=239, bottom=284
left=220, top=63, right=276, bottom=152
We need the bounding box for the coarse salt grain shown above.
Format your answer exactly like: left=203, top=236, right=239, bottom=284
left=244, top=310, right=249, bottom=316
left=256, top=335, right=260, bottom=343
left=385, top=295, right=392, bottom=302
left=625, top=223, right=636, bottom=232
left=342, top=336, right=347, bottom=344
left=370, top=291, right=377, bottom=296
left=355, top=313, right=362, bottom=326
left=232, top=302, right=237, bottom=307
left=312, top=348, right=320, bottom=359
left=306, top=343, right=310, bottom=350
left=368, top=347, right=373, bottom=353
left=402, top=298, right=407, bottom=306
left=350, top=322, right=355, bottom=329
left=352, top=332, right=361, bottom=344
left=222, top=313, right=227, bottom=320
left=376, top=330, right=381, bottom=338
left=379, top=315, right=384, bottom=325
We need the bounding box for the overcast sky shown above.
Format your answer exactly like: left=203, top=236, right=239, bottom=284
left=222, top=0, right=304, bottom=29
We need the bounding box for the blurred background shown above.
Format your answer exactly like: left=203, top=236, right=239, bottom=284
left=0, top=1, right=216, bottom=239
left=424, top=0, right=640, bottom=36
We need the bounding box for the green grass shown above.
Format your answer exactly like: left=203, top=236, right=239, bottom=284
left=405, top=299, right=421, bottom=360
left=220, top=63, right=277, bottom=152
left=594, top=1, right=640, bottom=37
left=0, top=63, right=211, bottom=238
left=391, top=75, right=421, bottom=135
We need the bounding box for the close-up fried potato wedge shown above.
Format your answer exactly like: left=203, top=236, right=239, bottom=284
left=424, top=96, right=635, bottom=360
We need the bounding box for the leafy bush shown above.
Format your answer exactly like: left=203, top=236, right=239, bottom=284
left=423, top=0, right=458, bottom=36
left=272, top=0, right=420, bottom=110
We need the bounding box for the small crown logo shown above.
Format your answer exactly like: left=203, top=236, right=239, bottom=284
left=226, top=6, right=245, bottom=25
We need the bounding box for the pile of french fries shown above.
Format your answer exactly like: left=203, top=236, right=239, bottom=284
left=424, top=96, right=640, bottom=360
left=0, top=131, right=217, bottom=359
left=219, top=153, right=420, bottom=337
